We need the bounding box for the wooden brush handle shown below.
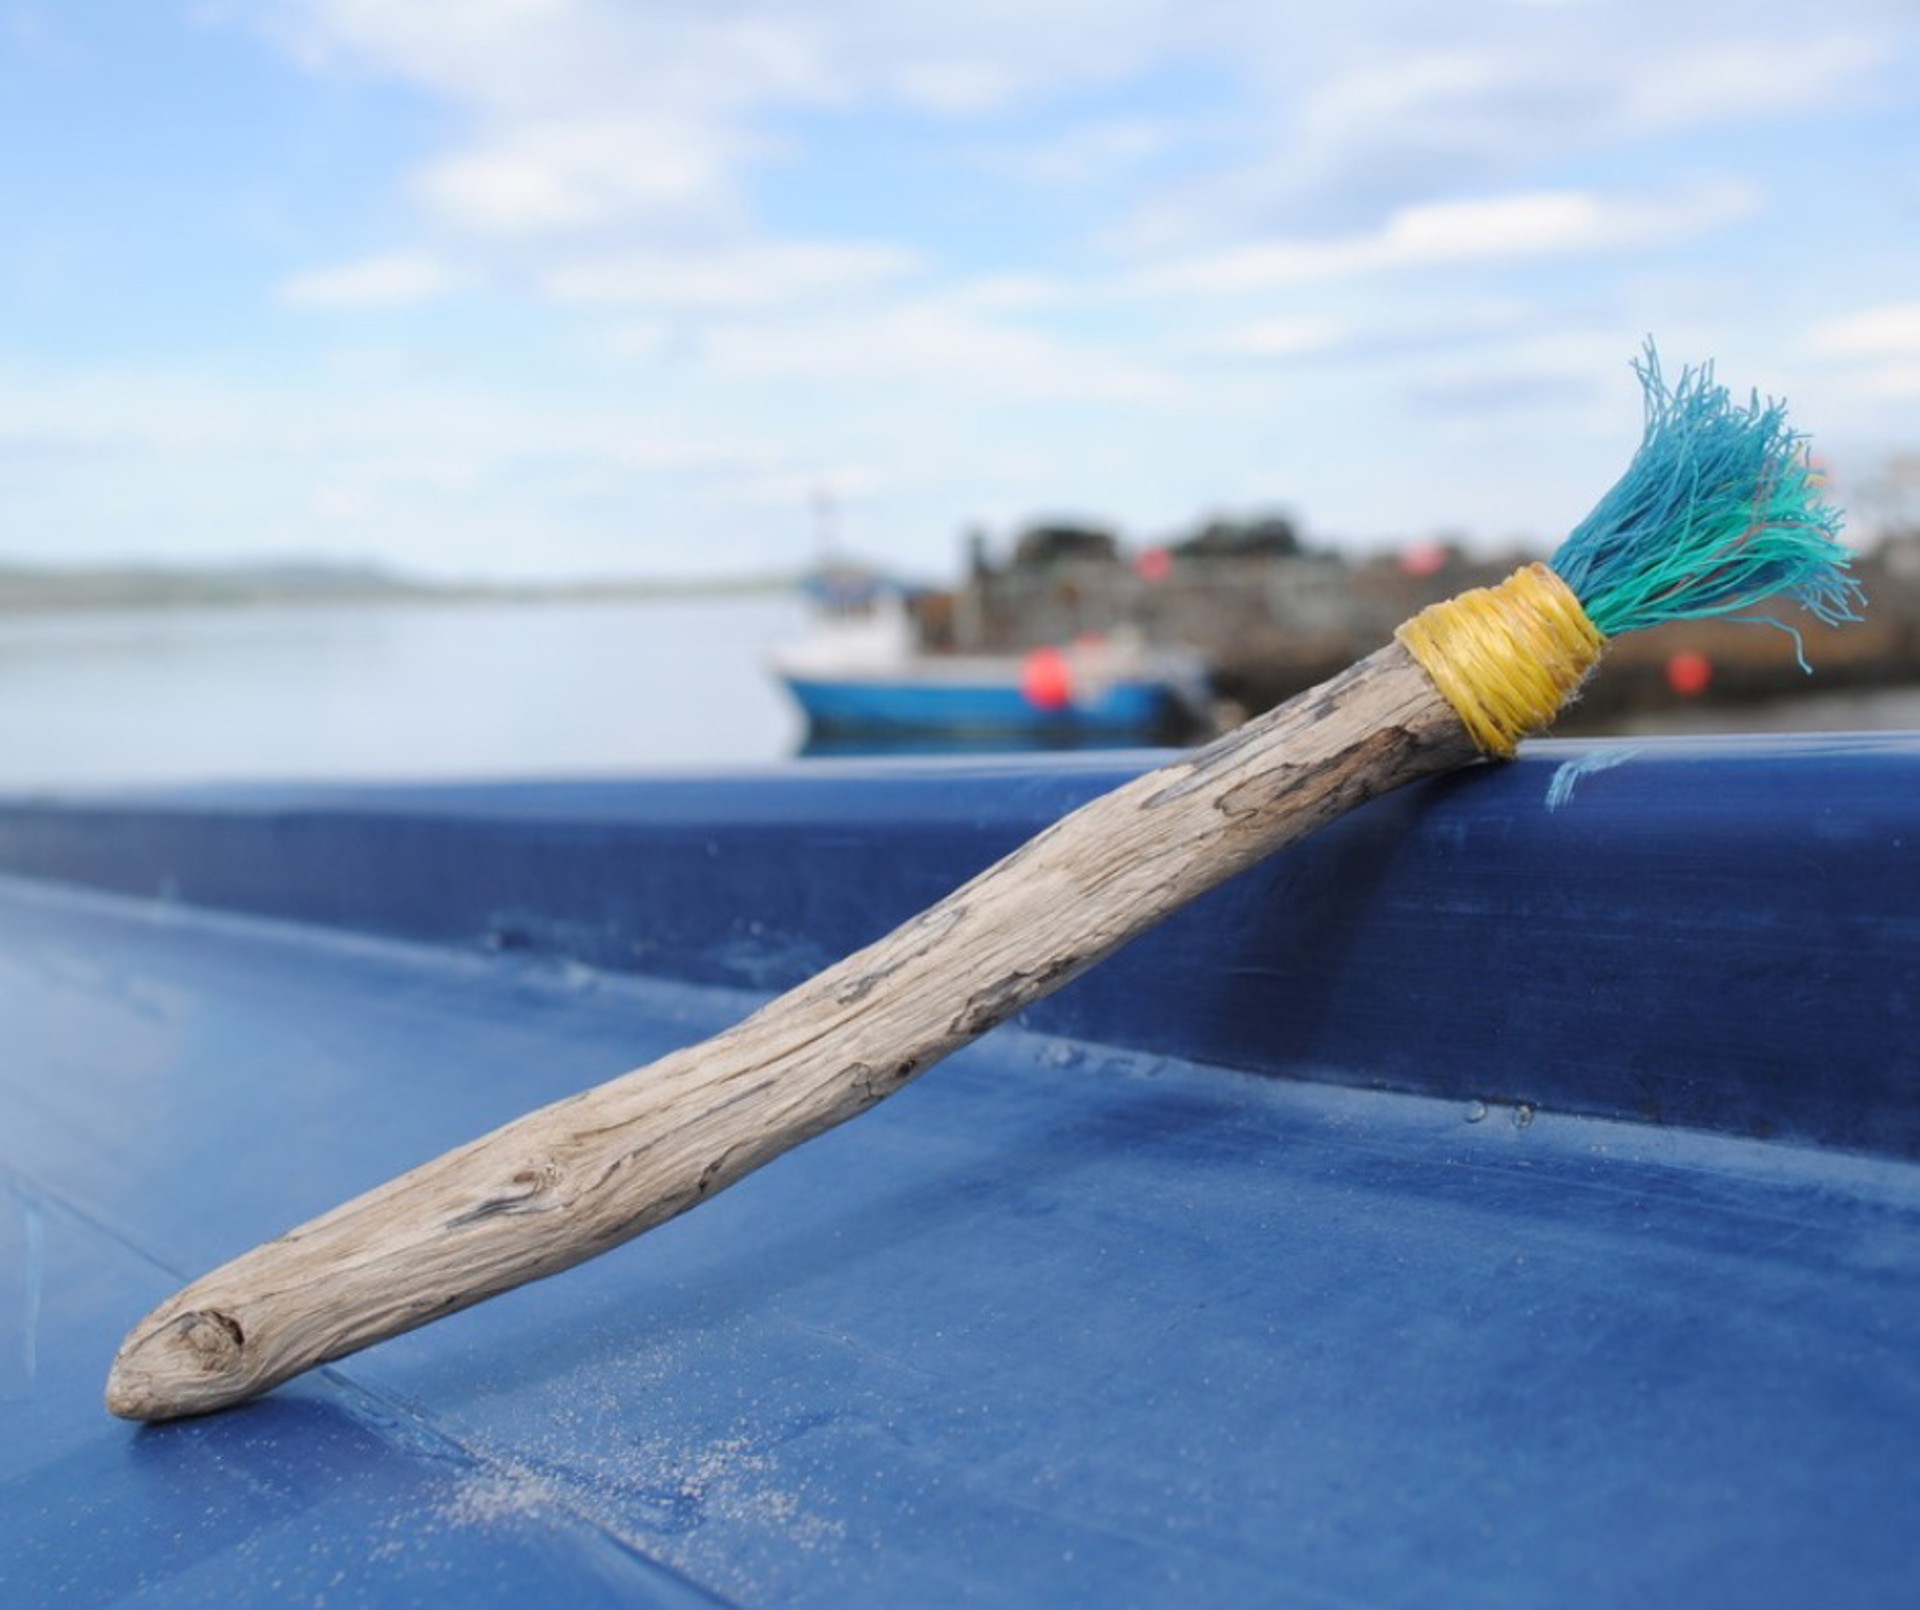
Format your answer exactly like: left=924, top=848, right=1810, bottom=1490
left=107, top=644, right=1476, bottom=1420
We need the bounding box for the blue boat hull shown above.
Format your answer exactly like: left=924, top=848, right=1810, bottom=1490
left=3, top=736, right=1918, bottom=1604
left=781, top=671, right=1193, bottom=736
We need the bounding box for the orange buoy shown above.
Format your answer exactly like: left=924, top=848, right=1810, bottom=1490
left=1665, top=649, right=1713, bottom=698
left=1399, top=540, right=1447, bottom=578
left=1020, top=646, right=1074, bottom=711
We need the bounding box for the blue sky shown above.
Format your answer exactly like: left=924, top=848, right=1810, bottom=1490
left=3, top=0, right=1918, bottom=581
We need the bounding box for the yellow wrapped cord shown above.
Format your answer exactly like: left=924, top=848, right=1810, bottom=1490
left=1395, top=563, right=1607, bottom=758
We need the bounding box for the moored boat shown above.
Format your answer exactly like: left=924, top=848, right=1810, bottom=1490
left=769, top=570, right=1212, bottom=741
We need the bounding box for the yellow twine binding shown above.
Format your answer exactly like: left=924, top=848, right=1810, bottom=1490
left=1395, top=563, right=1607, bottom=758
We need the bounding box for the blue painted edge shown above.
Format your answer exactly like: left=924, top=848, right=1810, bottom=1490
left=0, top=732, right=1915, bottom=1158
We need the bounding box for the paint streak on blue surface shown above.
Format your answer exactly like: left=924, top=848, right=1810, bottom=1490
left=3, top=1177, right=46, bottom=1388
left=1545, top=744, right=1643, bottom=809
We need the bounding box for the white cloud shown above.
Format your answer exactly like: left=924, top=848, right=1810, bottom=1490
left=1859, top=366, right=1920, bottom=399
left=737, top=461, right=891, bottom=508
left=309, top=481, right=373, bottom=521
left=891, top=58, right=1021, bottom=117
left=1803, top=304, right=1920, bottom=408
left=942, top=274, right=1077, bottom=312
left=1109, top=11, right=1899, bottom=249
left=1806, top=303, right=1920, bottom=359
left=1141, top=182, right=1759, bottom=294
left=0, top=358, right=759, bottom=501
left=110, top=1, right=1918, bottom=578
left=1625, top=33, right=1888, bottom=133
left=544, top=241, right=920, bottom=312
left=1390, top=191, right=1611, bottom=260
left=411, top=112, right=748, bottom=237
left=603, top=320, right=677, bottom=362
left=1290, top=48, right=1509, bottom=160
left=266, top=3, right=828, bottom=247
left=252, top=2, right=1905, bottom=265
left=268, top=0, right=1170, bottom=232
left=277, top=249, right=458, bottom=308
left=0, top=354, right=810, bottom=574
left=268, top=0, right=674, bottom=113
left=700, top=301, right=1178, bottom=404
left=1189, top=317, right=1348, bottom=360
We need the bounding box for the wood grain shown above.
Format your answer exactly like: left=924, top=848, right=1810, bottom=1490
left=106, top=643, right=1479, bottom=1420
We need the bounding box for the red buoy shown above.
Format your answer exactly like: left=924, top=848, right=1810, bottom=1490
left=1020, top=647, right=1074, bottom=711
left=1399, top=540, right=1447, bottom=578
left=1666, top=650, right=1713, bottom=698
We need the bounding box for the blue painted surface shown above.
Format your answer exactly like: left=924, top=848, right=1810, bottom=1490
left=4, top=734, right=1917, bottom=1155
left=3, top=736, right=1919, bottom=1603
left=780, top=673, right=1183, bottom=736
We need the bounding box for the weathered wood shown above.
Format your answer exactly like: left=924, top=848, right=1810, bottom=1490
left=106, top=643, right=1477, bottom=1420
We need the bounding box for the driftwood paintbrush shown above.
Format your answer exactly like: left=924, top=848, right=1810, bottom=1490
left=107, top=349, right=1859, bottom=1421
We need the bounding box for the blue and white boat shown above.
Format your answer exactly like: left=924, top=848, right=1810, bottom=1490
left=769, top=574, right=1212, bottom=742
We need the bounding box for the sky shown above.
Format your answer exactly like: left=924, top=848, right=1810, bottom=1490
left=2, top=0, right=1918, bottom=583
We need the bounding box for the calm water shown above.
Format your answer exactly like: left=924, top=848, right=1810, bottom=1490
left=0, top=594, right=812, bottom=790
left=4, top=595, right=1917, bottom=793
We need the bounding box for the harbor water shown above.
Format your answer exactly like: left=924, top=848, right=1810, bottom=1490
left=2, top=593, right=1917, bottom=792
left=0, top=594, right=809, bottom=791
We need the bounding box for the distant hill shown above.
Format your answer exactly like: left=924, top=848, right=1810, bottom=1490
left=0, top=560, right=793, bottom=611
left=0, top=559, right=428, bottom=611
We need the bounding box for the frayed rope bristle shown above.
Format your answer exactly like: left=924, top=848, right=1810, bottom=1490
left=1548, top=342, right=1862, bottom=656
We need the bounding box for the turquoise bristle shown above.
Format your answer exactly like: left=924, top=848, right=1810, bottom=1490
left=1549, top=343, right=1861, bottom=651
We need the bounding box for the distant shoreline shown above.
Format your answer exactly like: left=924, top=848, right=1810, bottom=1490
left=0, top=562, right=799, bottom=614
